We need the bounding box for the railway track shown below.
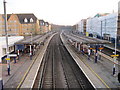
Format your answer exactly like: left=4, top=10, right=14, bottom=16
left=34, top=33, right=94, bottom=89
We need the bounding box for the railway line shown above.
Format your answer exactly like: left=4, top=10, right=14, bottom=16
left=33, top=33, right=94, bottom=89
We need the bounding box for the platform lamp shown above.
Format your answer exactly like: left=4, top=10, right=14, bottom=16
left=3, top=0, right=10, bottom=75
left=30, top=32, right=32, bottom=60
left=112, top=15, right=118, bottom=75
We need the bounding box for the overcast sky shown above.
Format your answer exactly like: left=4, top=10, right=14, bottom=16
left=0, top=0, right=120, bottom=25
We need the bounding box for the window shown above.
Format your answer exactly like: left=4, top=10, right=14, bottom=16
left=3, top=48, right=6, bottom=55
left=24, top=18, right=28, bottom=23
left=30, top=18, right=33, bottom=22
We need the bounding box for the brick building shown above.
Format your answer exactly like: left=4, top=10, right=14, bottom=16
left=39, top=20, right=45, bottom=34
left=7, top=14, right=21, bottom=36
left=16, top=13, right=40, bottom=35
left=0, top=14, right=3, bottom=36
left=44, top=22, right=49, bottom=33
left=0, top=13, right=52, bottom=36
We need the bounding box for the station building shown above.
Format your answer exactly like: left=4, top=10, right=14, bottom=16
left=0, top=36, right=24, bottom=63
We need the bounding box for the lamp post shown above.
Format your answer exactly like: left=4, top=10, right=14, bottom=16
left=101, top=21, right=102, bottom=39
left=30, top=32, right=32, bottom=60
left=3, top=0, right=10, bottom=75
left=112, top=16, right=118, bottom=75
left=113, top=31, right=117, bottom=75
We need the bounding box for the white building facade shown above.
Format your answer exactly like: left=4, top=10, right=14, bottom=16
left=86, top=13, right=118, bottom=40
left=0, top=36, right=24, bottom=63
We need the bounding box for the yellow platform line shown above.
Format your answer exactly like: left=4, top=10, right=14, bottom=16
left=78, top=53, right=110, bottom=88
left=16, top=53, right=39, bottom=90
left=85, top=61, right=110, bottom=88
left=70, top=45, right=110, bottom=88
left=16, top=33, right=56, bottom=89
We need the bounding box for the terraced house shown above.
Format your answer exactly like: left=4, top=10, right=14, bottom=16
left=44, top=22, right=49, bottom=33
left=0, top=14, right=2, bottom=36
left=39, top=20, right=45, bottom=34
left=0, top=14, right=5, bottom=36
left=39, top=20, right=51, bottom=34
left=7, top=14, right=21, bottom=36
left=0, top=13, right=52, bottom=36
left=16, top=13, right=40, bottom=35
left=0, top=13, right=41, bottom=36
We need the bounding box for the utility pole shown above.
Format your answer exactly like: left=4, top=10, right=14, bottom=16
left=3, top=0, right=10, bottom=75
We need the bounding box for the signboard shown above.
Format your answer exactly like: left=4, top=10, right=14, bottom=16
left=86, top=32, right=89, bottom=37
left=89, top=48, right=95, bottom=49
left=98, top=47, right=104, bottom=50
left=9, top=54, right=17, bottom=57
left=111, top=54, right=119, bottom=57
left=6, top=58, right=10, bottom=60
left=15, top=44, right=24, bottom=50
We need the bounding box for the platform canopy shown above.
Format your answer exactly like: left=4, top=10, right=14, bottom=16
left=0, top=36, right=24, bottom=63
left=15, top=32, right=52, bottom=45
left=64, top=32, right=111, bottom=44
left=15, top=35, right=42, bottom=45
left=0, top=36, right=24, bottom=48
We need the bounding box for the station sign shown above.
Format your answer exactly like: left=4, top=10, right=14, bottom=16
left=9, top=54, right=17, bottom=57
left=98, top=47, right=104, bottom=50
left=6, top=58, right=10, bottom=60
left=89, top=48, right=95, bottom=49
left=110, top=54, right=119, bottom=57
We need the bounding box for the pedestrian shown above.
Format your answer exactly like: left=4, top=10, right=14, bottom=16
left=118, top=72, right=120, bottom=83
left=13, top=57, right=16, bottom=63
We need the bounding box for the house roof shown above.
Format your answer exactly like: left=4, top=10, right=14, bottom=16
left=39, top=19, right=45, bottom=26
left=7, top=14, right=11, bottom=20
left=94, top=13, right=109, bottom=17
left=16, top=13, right=37, bottom=24
left=1, top=14, right=11, bottom=20
left=45, top=22, right=49, bottom=26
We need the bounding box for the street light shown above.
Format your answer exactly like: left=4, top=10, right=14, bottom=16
left=3, top=0, right=10, bottom=75
left=30, top=32, right=32, bottom=60
left=112, top=16, right=118, bottom=75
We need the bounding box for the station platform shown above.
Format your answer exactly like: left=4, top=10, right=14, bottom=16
left=60, top=32, right=120, bottom=89
left=104, top=43, right=120, bottom=52
left=2, top=33, right=56, bottom=89
left=20, top=33, right=57, bottom=88
left=71, top=32, right=120, bottom=52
